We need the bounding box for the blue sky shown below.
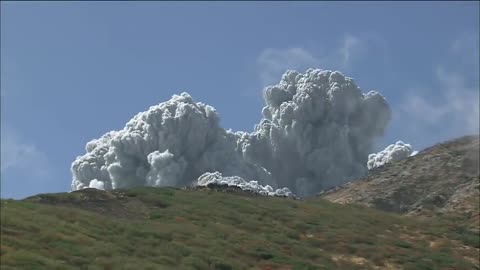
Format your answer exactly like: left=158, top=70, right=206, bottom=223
left=1, top=2, right=479, bottom=199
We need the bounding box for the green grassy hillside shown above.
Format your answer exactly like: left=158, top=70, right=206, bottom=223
left=1, top=187, right=478, bottom=270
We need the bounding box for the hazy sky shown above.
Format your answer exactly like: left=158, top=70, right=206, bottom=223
left=1, top=2, right=479, bottom=199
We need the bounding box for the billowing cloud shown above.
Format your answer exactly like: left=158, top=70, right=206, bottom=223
left=71, top=92, right=272, bottom=192
left=71, top=69, right=391, bottom=197
left=88, top=179, right=105, bottom=190
left=197, top=172, right=293, bottom=197
left=367, top=141, right=416, bottom=170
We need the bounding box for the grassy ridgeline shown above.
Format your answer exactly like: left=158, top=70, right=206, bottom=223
left=1, top=187, right=478, bottom=270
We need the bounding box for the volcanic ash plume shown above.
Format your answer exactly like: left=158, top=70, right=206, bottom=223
left=72, top=69, right=393, bottom=197
left=197, top=172, right=293, bottom=197
left=71, top=92, right=272, bottom=192
left=238, top=69, right=392, bottom=196
left=367, top=141, right=416, bottom=170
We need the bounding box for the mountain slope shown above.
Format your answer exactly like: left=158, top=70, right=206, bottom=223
left=1, top=185, right=479, bottom=269
left=321, top=135, right=479, bottom=218
left=321, top=135, right=480, bottom=253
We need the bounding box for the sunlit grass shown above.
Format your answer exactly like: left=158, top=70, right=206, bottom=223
left=1, top=187, right=478, bottom=269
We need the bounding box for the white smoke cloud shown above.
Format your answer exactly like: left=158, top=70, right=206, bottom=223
left=71, top=69, right=391, bottom=197
left=88, top=179, right=105, bottom=190
left=71, top=92, right=272, bottom=192
left=367, top=141, right=415, bottom=170
left=197, top=172, right=293, bottom=197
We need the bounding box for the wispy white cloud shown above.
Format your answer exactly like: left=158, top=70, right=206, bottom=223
left=257, top=47, right=319, bottom=86
left=402, top=69, right=479, bottom=134
left=401, top=33, right=479, bottom=138
left=337, top=33, right=390, bottom=71
left=256, top=33, right=389, bottom=88
left=339, top=34, right=363, bottom=69
left=451, top=32, right=479, bottom=75
left=1, top=125, right=49, bottom=177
